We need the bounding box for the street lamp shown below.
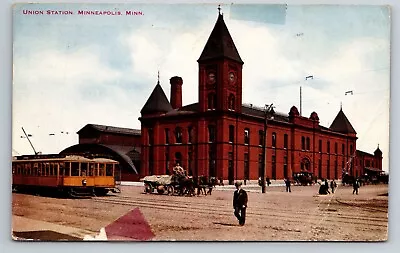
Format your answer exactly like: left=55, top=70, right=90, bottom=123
left=261, top=103, right=275, bottom=193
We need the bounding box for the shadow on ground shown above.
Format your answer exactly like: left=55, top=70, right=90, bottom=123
left=213, top=222, right=239, bottom=227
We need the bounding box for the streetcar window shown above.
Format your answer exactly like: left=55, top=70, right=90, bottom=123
left=65, top=162, right=70, bottom=176
left=60, top=163, right=65, bottom=176
left=89, top=163, right=95, bottom=176
left=106, top=164, right=113, bottom=176
left=71, top=162, right=79, bottom=176
left=99, top=164, right=105, bottom=176
left=81, top=163, right=88, bottom=176
left=12, top=165, right=15, bottom=175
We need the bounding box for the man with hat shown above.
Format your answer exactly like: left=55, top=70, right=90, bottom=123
left=233, top=181, right=248, bottom=226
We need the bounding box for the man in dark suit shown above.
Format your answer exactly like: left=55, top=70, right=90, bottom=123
left=233, top=181, right=248, bottom=226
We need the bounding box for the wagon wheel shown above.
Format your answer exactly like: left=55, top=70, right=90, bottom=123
left=167, top=185, right=174, bottom=195
left=144, top=183, right=152, bottom=193
left=156, top=185, right=165, bottom=194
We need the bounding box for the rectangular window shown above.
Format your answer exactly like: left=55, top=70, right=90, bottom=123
left=106, top=164, right=113, bottom=176
left=208, top=126, right=216, bottom=143
left=148, top=129, right=154, bottom=146
left=188, top=127, right=192, bottom=143
left=259, top=130, right=264, bottom=146
left=319, top=140, right=322, bottom=153
left=165, top=153, right=170, bottom=174
left=284, top=134, right=288, bottom=149
left=272, top=155, right=276, bottom=180
left=335, top=160, right=338, bottom=179
left=283, top=155, right=288, bottom=178
left=165, top=129, right=170, bottom=144
left=327, top=160, right=330, bottom=179
left=244, top=153, right=249, bottom=180
left=71, top=162, right=79, bottom=176
left=272, top=133, right=276, bottom=148
left=318, top=159, right=322, bottom=179
left=244, top=129, right=250, bottom=145
left=188, top=152, right=193, bottom=176
left=327, top=141, right=330, bottom=154
left=81, top=163, right=88, bottom=176
left=229, top=125, right=234, bottom=143
left=301, top=136, right=305, bottom=150
left=258, top=154, right=263, bottom=177
left=306, top=137, right=310, bottom=151
left=335, top=143, right=338, bottom=154
left=342, top=144, right=345, bottom=155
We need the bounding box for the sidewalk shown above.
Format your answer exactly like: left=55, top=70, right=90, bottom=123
left=12, top=215, right=97, bottom=241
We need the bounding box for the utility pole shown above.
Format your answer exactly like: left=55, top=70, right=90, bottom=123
left=261, top=104, right=275, bottom=193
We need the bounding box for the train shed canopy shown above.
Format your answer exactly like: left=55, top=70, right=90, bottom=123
left=60, top=143, right=139, bottom=175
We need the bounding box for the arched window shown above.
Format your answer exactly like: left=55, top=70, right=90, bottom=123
left=272, top=132, right=276, bottom=148
left=175, top=127, right=182, bottom=144
left=228, top=94, right=235, bottom=111
left=207, top=93, right=216, bottom=110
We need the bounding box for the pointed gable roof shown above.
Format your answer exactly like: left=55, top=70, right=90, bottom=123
left=329, top=109, right=357, bottom=134
left=198, top=14, right=243, bottom=64
left=140, top=82, right=173, bottom=115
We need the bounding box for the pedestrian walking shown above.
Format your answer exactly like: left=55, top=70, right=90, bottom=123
left=330, top=179, right=337, bottom=193
left=353, top=179, right=360, bottom=195
left=284, top=178, right=291, bottom=192
left=324, top=179, right=331, bottom=194
left=233, top=181, right=248, bottom=226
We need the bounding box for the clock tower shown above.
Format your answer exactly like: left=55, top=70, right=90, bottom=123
left=198, top=12, right=244, bottom=113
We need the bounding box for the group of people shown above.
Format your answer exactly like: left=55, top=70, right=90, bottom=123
left=168, top=164, right=362, bottom=226
left=318, top=179, right=337, bottom=194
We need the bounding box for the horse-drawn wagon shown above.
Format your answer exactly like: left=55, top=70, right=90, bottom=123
left=142, top=175, right=196, bottom=196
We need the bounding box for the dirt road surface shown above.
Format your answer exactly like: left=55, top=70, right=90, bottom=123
left=12, top=184, right=388, bottom=241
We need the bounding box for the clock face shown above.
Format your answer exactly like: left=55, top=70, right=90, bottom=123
left=208, top=72, right=216, bottom=84
left=229, top=72, right=236, bottom=83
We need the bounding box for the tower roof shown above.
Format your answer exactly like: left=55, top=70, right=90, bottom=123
left=374, top=145, right=382, bottom=156
left=198, top=13, right=243, bottom=64
left=140, top=82, right=173, bottom=115
left=329, top=109, right=357, bottom=134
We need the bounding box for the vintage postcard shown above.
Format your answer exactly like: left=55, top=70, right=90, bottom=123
left=12, top=3, right=390, bottom=241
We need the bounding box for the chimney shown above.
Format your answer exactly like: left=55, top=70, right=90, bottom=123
left=170, top=76, right=183, bottom=109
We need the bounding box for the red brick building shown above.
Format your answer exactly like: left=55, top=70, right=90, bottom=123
left=138, top=12, right=383, bottom=183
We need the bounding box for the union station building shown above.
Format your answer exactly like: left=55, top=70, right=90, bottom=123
left=61, top=12, right=383, bottom=182
left=138, top=12, right=383, bottom=183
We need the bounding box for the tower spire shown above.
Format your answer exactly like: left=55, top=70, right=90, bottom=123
left=157, top=70, right=160, bottom=84
left=218, top=4, right=221, bottom=15
left=340, top=102, right=342, bottom=111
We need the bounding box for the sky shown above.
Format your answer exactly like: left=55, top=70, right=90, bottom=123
left=12, top=3, right=391, bottom=171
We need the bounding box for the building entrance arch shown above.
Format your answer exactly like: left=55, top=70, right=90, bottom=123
left=300, top=157, right=311, bottom=172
